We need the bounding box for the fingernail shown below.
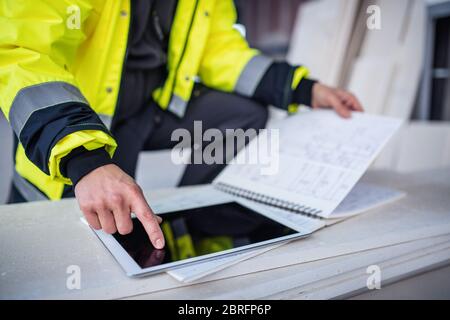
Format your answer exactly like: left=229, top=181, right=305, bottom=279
left=155, top=239, right=163, bottom=249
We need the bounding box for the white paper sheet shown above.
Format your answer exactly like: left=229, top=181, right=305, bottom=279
left=82, top=182, right=405, bottom=283
left=215, top=110, right=403, bottom=218
left=154, top=186, right=323, bottom=283
left=330, top=183, right=406, bottom=219
left=150, top=182, right=405, bottom=283
left=150, top=186, right=233, bottom=214
left=152, top=186, right=326, bottom=234
left=164, top=183, right=406, bottom=284
left=167, top=244, right=284, bottom=283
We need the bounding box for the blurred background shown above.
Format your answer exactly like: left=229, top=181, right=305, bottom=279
left=1, top=0, right=449, bottom=204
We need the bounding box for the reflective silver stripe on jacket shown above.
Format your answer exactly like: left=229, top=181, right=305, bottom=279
left=8, top=82, right=89, bottom=138
left=234, top=55, right=273, bottom=97
left=98, top=114, right=113, bottom=130
left=168, top=94, right=189, bottom=118
left=13, top=171, right=48, bottom=202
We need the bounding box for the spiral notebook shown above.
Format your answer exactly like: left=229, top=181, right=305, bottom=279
left=213, top=110, right=403, bottom=220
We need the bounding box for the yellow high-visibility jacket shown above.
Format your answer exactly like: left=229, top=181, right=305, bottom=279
left=0, top=0, right=308, bottom=201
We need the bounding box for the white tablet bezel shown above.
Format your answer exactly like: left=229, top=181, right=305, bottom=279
left=91, top=202, right=311, bottom=277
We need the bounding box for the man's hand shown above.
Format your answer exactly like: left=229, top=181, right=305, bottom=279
left=74, top=164, right=165, bottom=249
left=312, top=83, right=364, bottom=118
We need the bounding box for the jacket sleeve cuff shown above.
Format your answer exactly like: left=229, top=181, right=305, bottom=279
left=252, top=62, right=316, bottom=111
left=61, top=147, right=113, bottom=187
left=252, top=62, right=294, bottom=110
left=292, top=78, right=317, bottom=107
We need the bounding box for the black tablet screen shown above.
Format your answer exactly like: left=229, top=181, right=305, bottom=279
left=113, top=202, right=297, bottom=269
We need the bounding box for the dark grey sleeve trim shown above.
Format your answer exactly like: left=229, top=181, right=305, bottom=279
left=8, top=81, right=88, bottom=138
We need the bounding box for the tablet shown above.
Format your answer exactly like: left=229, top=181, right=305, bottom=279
left=92, top=201, right=310, bottom=277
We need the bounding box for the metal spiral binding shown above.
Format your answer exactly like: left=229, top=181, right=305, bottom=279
left=215, top=182, right=323, bottom=219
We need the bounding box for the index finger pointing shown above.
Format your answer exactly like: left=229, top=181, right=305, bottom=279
left=131, top=194, right=165, bottom=249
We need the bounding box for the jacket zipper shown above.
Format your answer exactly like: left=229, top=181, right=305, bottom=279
left=112, top=0, right=134, bottom=131
left=168, top=0, right=200, bottom=101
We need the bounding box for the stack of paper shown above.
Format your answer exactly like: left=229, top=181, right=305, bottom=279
left=159, top=183, right=405, bottom=283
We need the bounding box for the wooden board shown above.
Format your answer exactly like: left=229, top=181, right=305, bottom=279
left=347, top=56, right=395, bottom=114
left=346, top=0, right=426, bottom=119
left=359, top=0, right=411, bottom=57
left=287, top=0, right=359, bottom=86
left=127, top=236, right=450, bottom=299
left=383, top=0, right=426, bottom=118
left=340, top=0, right=370, bottom=87
left=1, top=170, right=450, bottom=299
left=373, top=122, right=450, bottom=172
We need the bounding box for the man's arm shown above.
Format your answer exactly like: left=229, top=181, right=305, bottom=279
left=252, top=62, right=364, bottom=117
left=0, top=0, right=164, bottom=247
left=199, top=0, right=362, bottom=117
left=60, top=147, right=163, bottom=244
